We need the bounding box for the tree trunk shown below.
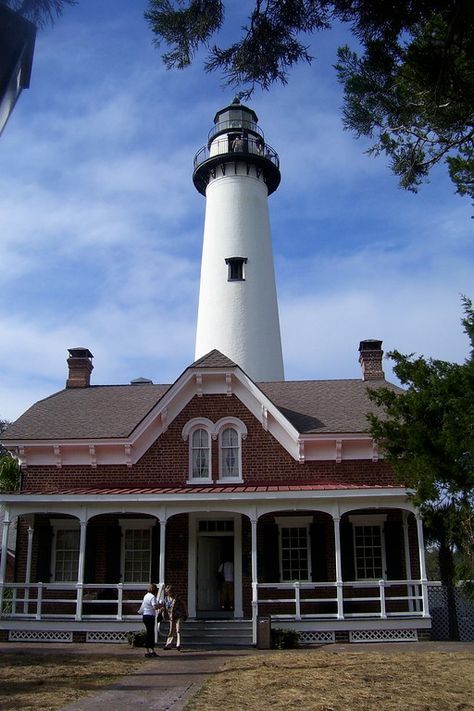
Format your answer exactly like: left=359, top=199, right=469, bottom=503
left=438, top=542, right=459, bottom=641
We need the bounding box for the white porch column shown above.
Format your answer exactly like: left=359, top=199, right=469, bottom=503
left=402, top=511, right=415, bottom=611
left=159, top=518, right=167, bottom=594
left=24, top=517, right=35, bottom=613
left=332, top=515, right=344, bottom=619
left=75, top=519, right=87, bottom=621
left=416, top=514, right=430, bottom=618
left=0, top=509, right=10, bottom=614
left=250, top=515, right=258, bottom=645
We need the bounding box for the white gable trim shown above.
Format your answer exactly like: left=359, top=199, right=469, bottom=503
left=6, top=365, right=378, bottom=467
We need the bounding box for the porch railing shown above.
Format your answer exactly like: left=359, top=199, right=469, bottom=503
left=251, top=579, right=430, bottom=643
left=0, top=582, right=165, bottom=621
left=255, top=579, right=429, bottom=618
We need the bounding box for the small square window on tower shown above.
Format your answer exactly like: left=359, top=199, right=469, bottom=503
left=225, top=256, right=247, bottom=281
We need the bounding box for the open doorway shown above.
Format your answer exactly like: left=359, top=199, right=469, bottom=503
left=196, top=534, right=234, bottom=618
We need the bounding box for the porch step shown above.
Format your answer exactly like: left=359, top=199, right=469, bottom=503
left=173, top=619, right=253, bottom=648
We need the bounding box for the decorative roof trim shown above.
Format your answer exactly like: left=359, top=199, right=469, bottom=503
left=5, top=363, right=378, bottom=468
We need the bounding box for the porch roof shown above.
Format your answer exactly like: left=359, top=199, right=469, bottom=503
left=18, top=482, right=401, bottom=496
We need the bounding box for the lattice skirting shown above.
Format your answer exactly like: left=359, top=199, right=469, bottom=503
left=86, top=631, right=129, bottom=643
left=428, top=585, right=474, bottom=641
left=9, top=630, right=73, bottom=643
left=349, top=629, right=418, bottom=643
left=298, top=630, right=335, bottom=645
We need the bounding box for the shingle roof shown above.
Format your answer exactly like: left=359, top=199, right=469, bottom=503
left=2, top=352, right=402, bottom=441
left=258, top=379, right=400, bottom=434
left=2, top=383, right=170, bottom=440
left=190, top=349, right=239, bottom=369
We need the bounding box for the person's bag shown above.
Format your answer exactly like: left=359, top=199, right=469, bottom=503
left=157, top=609, right=163, bottom=623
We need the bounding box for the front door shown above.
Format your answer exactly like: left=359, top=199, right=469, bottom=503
left=188, top=514, right=242, bottom=619
left=197, top=536, right=227, bottom=613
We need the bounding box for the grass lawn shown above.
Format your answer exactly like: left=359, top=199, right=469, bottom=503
left=187, top=650, right=474, bottom=711
left=0, top=648, right=473, bottom=711
left=0, top=652, right=142, bottom=711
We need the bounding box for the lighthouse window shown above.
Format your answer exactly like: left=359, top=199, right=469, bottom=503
left=226, top=257, right=247, bottom=281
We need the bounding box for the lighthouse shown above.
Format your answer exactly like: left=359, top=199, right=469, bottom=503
left=193, top=98, right=285, bottom=382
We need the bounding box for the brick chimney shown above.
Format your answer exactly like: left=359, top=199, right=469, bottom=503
left=66, top=347, right=94, bottom=388
left=358, top=340, right=384, bottom=381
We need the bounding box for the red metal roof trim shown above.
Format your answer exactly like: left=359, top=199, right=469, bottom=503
left=19, top=483, right=399, bottom=496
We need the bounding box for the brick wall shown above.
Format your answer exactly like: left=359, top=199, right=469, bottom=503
left=21, top=394, right=397, bottom=492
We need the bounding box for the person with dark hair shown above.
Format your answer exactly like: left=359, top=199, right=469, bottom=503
left=138, top=583, right=160, bottom=657
left=162, top=585, right=187, bottom=651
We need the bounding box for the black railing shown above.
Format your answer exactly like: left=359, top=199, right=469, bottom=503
left=193, top=136, right=280, bottom=171
left=208, top=119, right=264, bottom=142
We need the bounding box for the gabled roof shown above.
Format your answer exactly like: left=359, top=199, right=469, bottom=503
left=1, top=350, right=403, bottom=468
left=2, top=351, right=400, bottom=442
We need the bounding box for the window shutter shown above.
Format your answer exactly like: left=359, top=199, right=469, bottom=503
left=105, top=525, right=122, bottom=583
left=340, top=521, right=355, bottom=581
left=310, top=522, right=327, bottom=582
left=384, top=521, right=404, bottom=580
left=84, top=526, right=96, bottom=583
left=258, top=522, right=279, bottom=582
left=36, top=524, right=53, bottom=583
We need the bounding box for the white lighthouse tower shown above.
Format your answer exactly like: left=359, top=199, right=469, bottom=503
left=193, top=98, right=284, bottom=381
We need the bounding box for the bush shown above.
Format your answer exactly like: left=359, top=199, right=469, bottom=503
left=1, top=588, right=13, bottom=614
left=127, top=630, right=146, bottom=647
left=271, top=628, right=299, bottom=649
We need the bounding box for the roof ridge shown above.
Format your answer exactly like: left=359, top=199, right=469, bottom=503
left=189, top=349, right=239, bottom=369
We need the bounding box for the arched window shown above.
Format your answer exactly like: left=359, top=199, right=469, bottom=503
left=191, top=428, right=210, bottom=479
left=182, top=417, right=246, bottom=484
left=220, top=427, right=239, bottom=478
left=182, top=418, right=213, bottom=484
left=216, top=418, right=247, bottom=482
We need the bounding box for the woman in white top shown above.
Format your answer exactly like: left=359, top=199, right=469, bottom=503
left=139, top=583, right=159, bottom=657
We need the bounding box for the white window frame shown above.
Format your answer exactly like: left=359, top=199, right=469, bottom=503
left=119, top=519, right=154, bottom=584
left=216, top=417, right=247, bottom=483
left=349, top=514, right=387, bottom=581
left=182, top=418, right=213, bottom=484
left=50, top=519, right=80, bottom=583
left=275, top=516, right=313, bottom=582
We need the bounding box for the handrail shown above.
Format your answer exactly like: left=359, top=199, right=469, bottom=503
left=256, top=579, right=428, bottom=620
left=1, top=579, right=430, bottom=622
left=193, top=136, right=280, bottom=172
left=208, top=119, right=264, bottom=142
left=0, top=581, right=154, bottom=621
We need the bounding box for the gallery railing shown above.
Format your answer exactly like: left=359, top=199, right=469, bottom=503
left=193, top=135, right=280, bottom=171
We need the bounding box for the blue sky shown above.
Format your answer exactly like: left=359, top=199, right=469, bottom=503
left=1, top=0, right=473, bottom=422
